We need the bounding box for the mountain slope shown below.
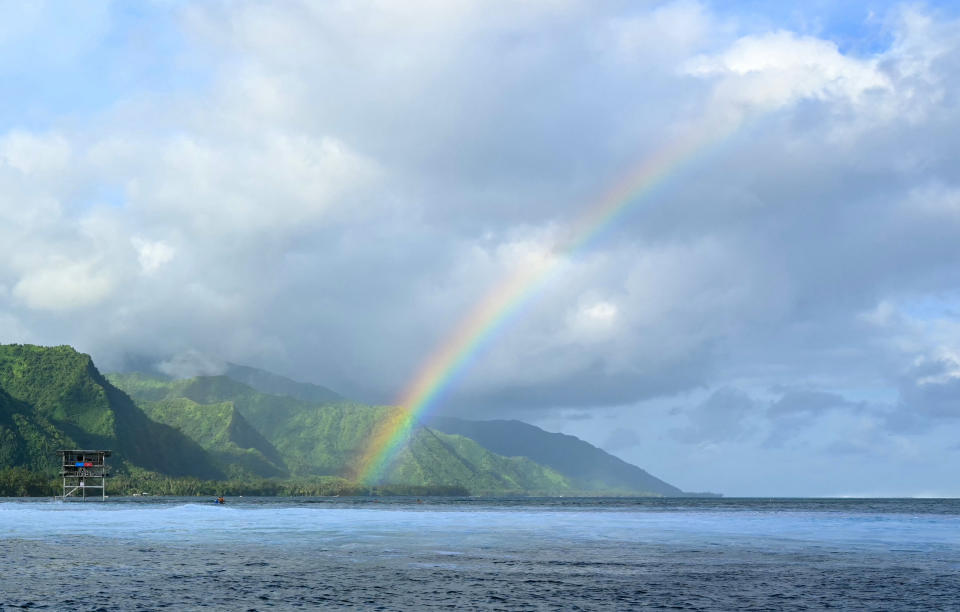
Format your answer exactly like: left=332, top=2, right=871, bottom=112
left=110, top=373, right=572, bottom=494
left=0, top=386, right=70, bottom=472
left=137, top=397, right=287, bottom=478
left=202, top=363, right=689, bottom=496
left=427, top=416, right=684, bottom=495
left=224, top=363, right=341, bottom=404
left=391, top=427, right=570, bottom=493
left=0, top=344, right=223, bottom=479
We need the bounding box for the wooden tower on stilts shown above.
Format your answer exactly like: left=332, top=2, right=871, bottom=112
left=57, top=450, right=111, bottom=501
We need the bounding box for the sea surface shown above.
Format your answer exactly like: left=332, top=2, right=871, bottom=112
left=1, top=497, right=959, bottom=610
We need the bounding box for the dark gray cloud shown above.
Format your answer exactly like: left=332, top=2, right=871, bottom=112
left=767, top=390, right=855, bottom=416
left=671, top=387, right=756, bottom=444
left=884, top=357, right=960, bottom=431
left=2, top=1, right=960, bottom=494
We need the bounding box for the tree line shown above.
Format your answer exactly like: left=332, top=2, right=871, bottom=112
left=0, top=467, right=468, bottom=498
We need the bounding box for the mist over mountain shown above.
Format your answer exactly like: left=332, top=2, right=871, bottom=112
left=153, top=361, right=709, bottom=496
left=109, top=372, right=575, bottom=495
left=223, top=363, right=342, bottom=405
left=1, top=342, right=713, bottom=496
left=2, top=2, right=958, bottom=496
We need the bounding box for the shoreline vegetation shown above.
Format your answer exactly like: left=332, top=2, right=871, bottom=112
left=0, top=467, right=467, bottom=498
left=0, top=467, right=685, bottom=498
left=1, top=344, right=719, bottom=498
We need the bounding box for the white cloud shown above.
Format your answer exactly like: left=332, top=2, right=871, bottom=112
left=120, top=131, right=379, bottom=238
left=157, top=349, right=226, bottom=379
left=686, top=30, right=891, bottom=111
left=132, top=238, right=175, bottom=274
left=581, top=300, right=617, bottom=323
left=1, top=1, right=959, bottom=494
left=12, top=259, right=115, bottom=311
left=607, top=0, right=717, bottom=63
left=0, top=131, right=72, bottom=176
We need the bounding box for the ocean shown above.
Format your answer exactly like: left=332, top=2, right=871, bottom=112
left=1, top=497, right=959, bottom=610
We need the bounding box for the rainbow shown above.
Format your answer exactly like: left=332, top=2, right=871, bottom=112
left=357, top=119, right=738, bottom=484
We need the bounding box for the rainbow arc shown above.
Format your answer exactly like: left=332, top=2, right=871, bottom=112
left=357, top=118, right=740, bottom=484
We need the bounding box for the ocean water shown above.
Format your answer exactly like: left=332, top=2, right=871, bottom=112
left=1, top=497, right=959, bottom=610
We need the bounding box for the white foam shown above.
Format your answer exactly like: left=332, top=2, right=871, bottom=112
left=1, top=501, right=958, bottom=552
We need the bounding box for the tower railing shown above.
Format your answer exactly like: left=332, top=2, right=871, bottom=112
left=57, top=450, right=111, bottom=501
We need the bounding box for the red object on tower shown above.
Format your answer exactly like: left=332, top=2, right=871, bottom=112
left=57, top=450, right=112, bottom=501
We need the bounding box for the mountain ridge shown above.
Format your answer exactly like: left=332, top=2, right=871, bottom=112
left=0, top=344, right=224, bottom=479
left=109, top=372, right=576, bottom=494
left=224, top=363, right=341, bottom=404
left=0, top=344, right=711, bottom=496
left=203, top=362, right=704, bottom=496
left=427, top=416, right=683, bottom=495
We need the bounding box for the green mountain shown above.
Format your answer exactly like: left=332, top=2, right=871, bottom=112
left=0, top=385, right=69, bottom=472
left=0, top=344, right=223, bottom=479
left=108, top=373, right=572, bottom=494
left=225, top=364, right=693, bottom=496
left=427, top=417, right=684, bottom=495
left=1, top=344, right=701, bottom=496
left=224, top=363, right=341, bottom=404
left=136, top=397, right=287, bottom=479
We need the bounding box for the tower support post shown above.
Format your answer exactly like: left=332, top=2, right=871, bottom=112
left=57, top=450, right=111, bottom=501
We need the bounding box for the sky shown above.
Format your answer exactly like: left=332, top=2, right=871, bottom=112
left=2, top=0, right=960, bottom=497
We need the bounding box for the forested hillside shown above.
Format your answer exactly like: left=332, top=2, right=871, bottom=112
left=428, top=417, right=684, bottom=495
left=0, top=344, right=222, bottom=479
left=220, top=364, right=695, bottom=496
left=109, top=373, right=573, bottom=494
left=0, top=344, right=695, bottom=497
left=224, top=363, right=341, bottom=404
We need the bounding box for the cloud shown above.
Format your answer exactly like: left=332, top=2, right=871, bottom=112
left=132, top=238, right=175, bottom=274
left=1, top=1, right=960, bottom=495
left=606, top=0, right=718, bottom=63
left=686, top=30, right=891, bottom=110
left=761, top=389, right=865, bottom=449
left=0, top=131, right=72, bottom=176
left=131, top=133, right=378, bottom=237
left=671, top=387, right=757, bottom=444
left=12, top=259, right=115, bottom=311
left=886, top=357, right=960, bottom=430
left=157, top=350, right=226, bottom=380
left=767, top=389, right=855, bottom=416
